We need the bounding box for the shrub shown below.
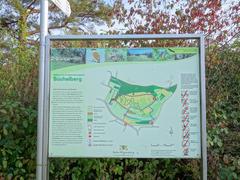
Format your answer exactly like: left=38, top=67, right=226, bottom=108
left=0, top=40, right=239, bottom=179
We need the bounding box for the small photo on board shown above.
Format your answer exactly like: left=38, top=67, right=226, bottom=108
left=127, top=48, right=153, bottom=61
left=105, top=48, right=127, bottom=62
left=51, top=48, right=86, bottom=64
left=153, top=48, right=175, bottom=61
left=86, top=48, right=105, bottom=64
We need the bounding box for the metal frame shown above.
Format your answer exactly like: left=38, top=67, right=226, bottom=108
left=47, top=34, right=203, bottom=40
left=38, top=34, right=207, bottom=180
left=200, top=35, right=207, bottom=180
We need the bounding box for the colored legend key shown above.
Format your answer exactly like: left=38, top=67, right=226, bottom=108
left=87, top=107, right=93, bottom=146
left=87, top=112, right=93, bottom=122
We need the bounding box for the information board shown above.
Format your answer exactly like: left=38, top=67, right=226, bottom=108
left=48, top=47, right=202, bottom=158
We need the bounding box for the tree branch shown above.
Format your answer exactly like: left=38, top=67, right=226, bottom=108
left=221, top=30, right=240, bottom=49
left=28, top=18, right=71, bottom=36
left=26, top=0, right=37, bottom=9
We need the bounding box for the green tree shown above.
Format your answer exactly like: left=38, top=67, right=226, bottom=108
left=0, top=0, right=114, bottom=45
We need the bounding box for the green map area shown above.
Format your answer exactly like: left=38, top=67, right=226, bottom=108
left=105, top=76, right=177, bottom=126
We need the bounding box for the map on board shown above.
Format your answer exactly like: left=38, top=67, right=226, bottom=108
left=100, top=75, right=177, bottom=134
left=49, top=47, right=201, bottom=158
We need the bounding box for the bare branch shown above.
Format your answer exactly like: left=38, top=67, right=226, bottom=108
left=26, top=0, right=37, bottom=9
left=28, top=18, right=71, bottom=36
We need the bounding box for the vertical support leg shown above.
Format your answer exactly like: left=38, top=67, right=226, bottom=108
left=200, top=35, right=207, bottom=180
left=37, top=0, right=48, bottom=179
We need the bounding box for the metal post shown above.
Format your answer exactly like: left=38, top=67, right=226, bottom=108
left=42, top=37, right=51, bottom=180
left=200, top=35, right=207, bottom=180
left=37, top=0, right=48, bottom=179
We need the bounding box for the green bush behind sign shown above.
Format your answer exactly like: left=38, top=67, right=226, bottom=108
left=0, top=42, right=239, bottom=179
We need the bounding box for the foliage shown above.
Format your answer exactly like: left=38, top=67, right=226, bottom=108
left=0, top=0, right=114, bottom=45
left=112, top=0, right=240, bottom=46
left=1, top=37, right=239, bottom=179
left=206, top=41, right=240, bottom=179
left=0, top=40, right=38, bottom=179
left=48, top=158, right=200, bottom=179
left=0, top=100, right=37, bottom=179
left=0, top=0, right=240, bottom=179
